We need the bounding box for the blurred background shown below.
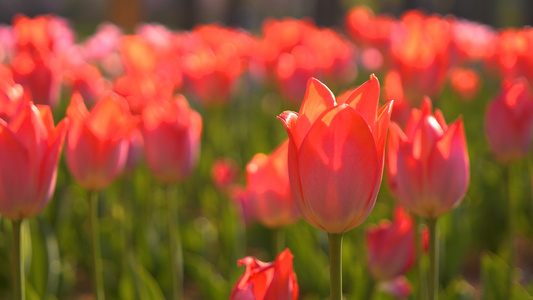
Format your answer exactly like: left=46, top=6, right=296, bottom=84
left=0, top=0, right=531, bottom=33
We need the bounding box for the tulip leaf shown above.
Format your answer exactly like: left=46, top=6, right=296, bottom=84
left=128, top=255, right=166, bottom=300
left=481, top=252, right=508, bottom=300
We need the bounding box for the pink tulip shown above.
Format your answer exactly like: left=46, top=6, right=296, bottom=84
left=366, top=207, right=418, bottom=281
left=0, top=101, right=68, bottom=220
left=485, top=78, right=533, bottom=163
left=242, top=140, right=300, bottom=228
left=231, top=249, right=298, bottom=300
left=387, top=98, right=469, bottom=218
left=278, top=75, right=393, bottom=233
left=141, top=95, right=202, bottom=183
left=65, top=92, right=138, bottom=190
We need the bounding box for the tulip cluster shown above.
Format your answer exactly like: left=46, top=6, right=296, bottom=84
left=0, top=6, right=532, bottom=300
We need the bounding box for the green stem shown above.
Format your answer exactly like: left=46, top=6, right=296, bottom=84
left=272, top=227, right=285, bottom=257
left=165, top=185, right=183, bottom=300
left=426, top=218, right=439, bottom=300
left=363, top=277, right=375, bottom=300
left=12, top=219, right=24, bottom=300
left=415, top=217, right=427, bottom=300
left=328, top=233, right=343, bottom=300
left=88, top=190, right=105, bottom=300
left=504, top=164, right=514, bottom=299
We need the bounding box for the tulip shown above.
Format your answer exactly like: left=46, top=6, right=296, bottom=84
left=449, top=67, right=480, bottom=101
left=387, top=98, right=469, bottom=300
left=366, top=207, right=418, bottom=281
left=485, top=78, right=533, bottom=299
left=485, top=78, right=533, bottom=163
left=65, top=92, right=138, bottom=190
left=244, top=140, right=299, bottom=229
left=0, top=101, right=68, bottom=300
left=387, top=98, right=469, bottom=219
left=0, top=78, right=27, bottom=122
left=0, top=101, right=68, bottom=220
left=141, top=94, right=202, bottom=299
left=141, top=95, right=202, bottom=184
left=211, top=158, right=239, bottom=191
left=66, top=91, right=137, bottom=300
left=231, top=249, right=298, bottom=300
left=279, top=75, right=393, bottom=234
left=279, top=75, right=393, bottom=300
left=11, top=50, right=62, bottom=108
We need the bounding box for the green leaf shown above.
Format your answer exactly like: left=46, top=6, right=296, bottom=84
left=481, top=252, right=508, bottom=300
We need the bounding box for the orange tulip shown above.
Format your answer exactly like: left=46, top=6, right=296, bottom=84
left=449, top=67, right=480, bottom=101
left=279, top=75, right=393, bottom=233
left=65, top=92, right=138, bottom=190
left=485, top=78, right=533, bottom=163
left=0, top=102, right=68, bottom=220
left=242, top=140, right=300, bottom=228
left=231, top=249, right=298, bottom=300
left=141, top=95, right=202, bottom=183
left=387, top=98, right=469, bottom=218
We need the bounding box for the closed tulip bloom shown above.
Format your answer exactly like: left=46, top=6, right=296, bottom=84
left=141, top=95, right=202, bottom=183
left=279, top=75, right=393, bottom=233
left=387, top=98, right=469, bottom=218
left=231, top=249, right=298, bottom=300
left=244, top=140, right=300, bottom=228
left=366, top=207, right=418, bottom=281
left=66, top=92, right=137, bottom=190
left=211, top=158, right=239, bottom=190
left=0, top=102, right=68, bottom=220
left=485, top=78, right=533, bottom=163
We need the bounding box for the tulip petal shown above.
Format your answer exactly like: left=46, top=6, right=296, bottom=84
left=31, top=118, right=68, bottom=217
left=264, top=249, right=298, bottom=300
left=395, top=139, right=426, bottom=216
left=295, top=78, right=336, bottom=148
left=298, top=105, right=380, bottom=233
left=342, top=74, right=380, bottom=127
left=0, top=122, right=31, bottom=220
left=386, top=122, right=407, bottom=199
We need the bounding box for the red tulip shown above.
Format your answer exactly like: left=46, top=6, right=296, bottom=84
left=11, top=50, right=62, bottom=108
left=389, top=11, right=451, bottom=102
left=231, top=249, right=298, bottom=300
left=0, top=102, right=68, bottom=220
left=366, top=207, right=419, bottom=281
left=211, top=158, right=239, bottom=190
left=387, top=98, right=469, bottom=218
left=485, top=78, right=533, bottom=163
left=141, top=95, right=202, bottom=183
left=242, top=140, right=300, bottom=228
left=65, top=92, right=138, bottom=190
left=0, top=78, right=27, bottom=122
left=278, top=75, right=393, bottom=233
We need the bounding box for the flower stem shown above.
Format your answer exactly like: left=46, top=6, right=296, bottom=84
left=88, top=190, right=105, bottom=300
left=426, top=218, right=438, bottom=300
left=165, top=185, right=183, bottom=300
left=272, top=227, right=285, bottom=257
left=12, top=219, right=24, bottom=300
left=328, top=233, right=344, bottom=300
left=415, top=217, right=427, bottom=300
left=504, top=164, right=514, bottom=298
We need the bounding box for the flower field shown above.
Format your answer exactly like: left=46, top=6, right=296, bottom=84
left=0, top=5, right=533, bottom=300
